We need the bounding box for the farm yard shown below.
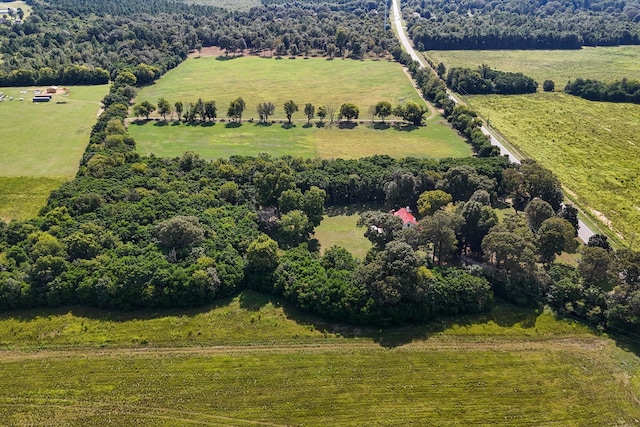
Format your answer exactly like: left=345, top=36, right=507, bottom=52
left=130, top=56, right=470, bottom=159
left=0, top=292, right=639, bottom=426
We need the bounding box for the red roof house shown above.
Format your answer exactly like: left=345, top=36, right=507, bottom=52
left=393, top=207, right=417, bottom=227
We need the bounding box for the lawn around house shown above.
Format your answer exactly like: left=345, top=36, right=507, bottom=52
left=465, top=92, right=640, bottom=244
left=314, top=211, right=372, bottom=259
left=1, top=292, right=640, bottom=425
left=130, top=56, right=471, bottom=159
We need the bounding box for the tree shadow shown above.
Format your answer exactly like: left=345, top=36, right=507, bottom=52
left=337, top=122, right=358, bottom=130
left=302, top=122, right=313, bottom=129
left=392, top=123, right=420, bottom=132
left=281, top=123, right=296, bottom=129
left=171, top=120, right=181, bottom=126
left=130, top=119, right=150, bottom=125
left=153, top=120, right=169, bottom=127
left=225, top=122, right=243, bottom=129
left=372, top=122, right=391, bottom=130
left=254, top=121, right=274, bottom=127
left=215, top=55, right=236, bottom=61
left=315, top=122, right=326, bottom=128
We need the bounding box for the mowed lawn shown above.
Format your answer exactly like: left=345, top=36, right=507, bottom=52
left=426, top=46, right=640, bottom=87
left=466, top=92, right=640, bottom=242
left=131, top=56, right=471, bottom=159
left=0, top=292, right=639, bottom=425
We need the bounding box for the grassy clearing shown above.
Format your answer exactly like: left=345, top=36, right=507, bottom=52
left=314, top=212, right=372, bottom=259
left=131, top=56, right=470, bottom=159
left=465, top=92, right=640, bottom=244
left=130, top=115, right=470, bottom=160
left=136, top=56, right=423, bottom=114
left=0, top=85, right=107, bottom=177
left=0, top=177, right=68, bottom=221
left=0, top=1, right=31, bottom=19
left=0, top=292, right=639, bottom=425
left=426, top=46, right=640, bottom=87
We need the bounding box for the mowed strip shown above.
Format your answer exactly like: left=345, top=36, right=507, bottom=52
left=0, top=176, right=68, bottom=221
left=0, top=337, right=637, bottom=426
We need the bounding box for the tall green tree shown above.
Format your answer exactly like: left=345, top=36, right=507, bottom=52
left=374, top=101, right=392, bottom=123
left=304, top=103, right=315, bottom=124
left=283, top=100, right=298, bottom=124
left=339, top=103, right=359, bottom=122
left=157, top=97, right=171, bottom=121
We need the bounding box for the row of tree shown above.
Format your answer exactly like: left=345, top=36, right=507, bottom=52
left=446, top=65, right=538, bottom=95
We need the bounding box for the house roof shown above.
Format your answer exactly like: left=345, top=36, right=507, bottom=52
left=393, top=208, right=417, bottom=225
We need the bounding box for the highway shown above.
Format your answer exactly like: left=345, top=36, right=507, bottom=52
left=390, top=0, right=596, bottom=242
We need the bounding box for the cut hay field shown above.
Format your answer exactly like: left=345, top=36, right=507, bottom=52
left=426, top=46, right=640, bottom=88
left=0, top=291, right=639, bottom=425
left=466, top=92, right=640, bottom=244
left=131, top=56, right=471, bottom=159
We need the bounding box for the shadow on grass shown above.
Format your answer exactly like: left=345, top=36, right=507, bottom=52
left=315, top=122, right=326, bottom=128
left=302, top=123, right=313, bottom=129
left=186, top=121, right=215, bottom=127
left=130, top=119, right=151, bottom=125
left=215, top=55, right=238, bottom=61
left=337, top=122, right=358, bottom=130
left=153, top=120, right=169, bottom=127
left=225, top=122, right=243, bottom=129
left=254, top=122, right=274, bottom=127
left=171, top=120, right=181, bottom=126
left=281, top=123, right=296, bottom=130
left=392, top=123, right=421, bottom=132
left=372, top=122, right=391, bottom=130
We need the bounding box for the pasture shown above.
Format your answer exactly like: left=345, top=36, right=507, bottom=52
left=426, top=46, right=640, bottom=87
left=0, top=292, right=639, bottom=425
left=131, top=56, right=470, bottom=159
left=465, top=92, right=640, bottom=244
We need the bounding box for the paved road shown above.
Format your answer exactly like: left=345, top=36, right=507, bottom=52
left=390, top=0, right=596, bottom=242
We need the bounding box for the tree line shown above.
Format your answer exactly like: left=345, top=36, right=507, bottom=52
left=565, top=77, right=640, bottom=104
left=446, top=65, right=538, bottom=95
left=132, top=97, right=431, bottom=126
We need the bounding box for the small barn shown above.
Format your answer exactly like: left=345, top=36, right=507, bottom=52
left=46, top=86, right=58, bottom=94
left=393, top=207, right=418, bottom=228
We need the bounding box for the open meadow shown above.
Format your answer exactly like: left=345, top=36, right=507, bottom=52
left=130, top=56, right=471, bottom=159
left=0, top=291, right=639, bottom=425
left=426, top=46, right=640, bottom=87
left=0, top=85, right=107, bottom=220
left=465, top=92, right=640, bottom=244
left=314, top=211, right=372, bottom=259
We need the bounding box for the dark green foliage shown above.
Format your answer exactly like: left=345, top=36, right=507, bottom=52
left=565, top=77, right=640, bottom=103
left=447, top=66, right=537, bottom=95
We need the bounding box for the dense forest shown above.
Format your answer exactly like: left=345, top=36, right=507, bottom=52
left=405, top=0, right=640, bottom=49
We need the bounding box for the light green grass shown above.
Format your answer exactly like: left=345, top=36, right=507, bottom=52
left=130, top=115, right=470, bottom=160
left=0, top=1, right=30, bottom=19
left=0, top=293, right=639, bottom=425
left=464, top=92, right=640, bottom=244
left=426, top=46, right=640, bottom=88
left=0, top=85, right=108, bottom=177
left=136, top=56, right=423, bottom=112
left=0, top=177, right=68, bottom=221
left=314, top=212, right=372, bottom=259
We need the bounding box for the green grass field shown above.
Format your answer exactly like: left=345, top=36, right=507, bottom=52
left=465, top=92, right=640, bottom=244
left=130, top=56, right=471, bottom=159
left=0, top=85, right=107, bottom=176
left=426, top=46, right=640, bottom=88
left=314, top=212, right=372, bottom=259
left=130, top=115, right=470, bottom=160
left=0, top=292, right=639, bottom=425
left=0, top=177, right=68, bottom=221
left=0, top=85, right=106, bottom=221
